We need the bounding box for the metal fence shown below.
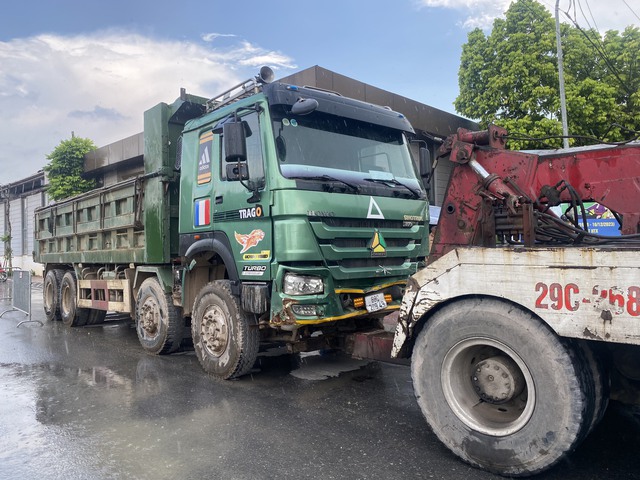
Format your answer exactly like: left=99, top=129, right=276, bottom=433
left=12, top=270, right=31, bottom=315
left=0, top=270, right=40, bottom=326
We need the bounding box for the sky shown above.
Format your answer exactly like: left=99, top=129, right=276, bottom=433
left=1, top=0, right=638, bottom=184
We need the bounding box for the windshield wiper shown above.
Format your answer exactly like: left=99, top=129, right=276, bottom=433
left=364, top=177, right=422, bottom=199
left=288, top=175, right=360, bottom=193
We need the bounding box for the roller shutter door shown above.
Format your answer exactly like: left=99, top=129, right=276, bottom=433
left=25, top=193, right=44, bottom=256
left=9, top=198, right=22, bottom=256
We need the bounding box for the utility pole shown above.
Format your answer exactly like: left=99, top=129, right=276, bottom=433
left=555, top=0, right=570, bottom=149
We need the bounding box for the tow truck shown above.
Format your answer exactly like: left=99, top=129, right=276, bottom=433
left=393, top=125, right=640, bottom=476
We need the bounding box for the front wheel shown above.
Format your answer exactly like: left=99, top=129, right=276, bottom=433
left=0, top=270, right=7, bottom=282
left=411, top=298, right=594, bottom=477
left=191, top=281, right=259, bottom=379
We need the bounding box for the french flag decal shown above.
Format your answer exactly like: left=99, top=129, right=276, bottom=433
left=194, top=198, right=211, bottom=227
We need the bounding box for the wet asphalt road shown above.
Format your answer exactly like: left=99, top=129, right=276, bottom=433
left=1, top=280, right=640, bottom=480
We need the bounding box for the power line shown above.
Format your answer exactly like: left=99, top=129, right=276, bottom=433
left=622, top=0, right=640, bottom=22
left=560, top=1, right=633, bottom=96
left=579, top=0, right=601, bottom=34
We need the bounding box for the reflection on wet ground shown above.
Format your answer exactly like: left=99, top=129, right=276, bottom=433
left=1, top=280, right=640, bottom=479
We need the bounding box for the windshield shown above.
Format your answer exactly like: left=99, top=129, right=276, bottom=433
left=271, top=108, right=425, bottom=199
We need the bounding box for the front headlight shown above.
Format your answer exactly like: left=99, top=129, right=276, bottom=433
left=283, top=273, right=324, bottom=295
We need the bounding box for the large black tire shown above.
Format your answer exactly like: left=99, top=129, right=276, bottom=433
left=60, top=271, right=89, bottom=327
left=135, top=278, right=182, bottom=355
left=191, top=281, right=259, bottom=379
left=411, top=297, right=595, bottom=477
left=86, top=309, right=108, bottom=326
left=576, top=340, right=609, bottom=435
left=43, top=269, right=64, bottom=322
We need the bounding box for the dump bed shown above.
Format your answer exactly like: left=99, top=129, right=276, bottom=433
left=35, top=177, right=152, bottom=264
left=34, top=94, right=207, bottom=266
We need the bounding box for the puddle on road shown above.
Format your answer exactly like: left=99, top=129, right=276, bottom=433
left=0, top=363, right=118, bottom=479
left=0, top=352, right=384, bottom=480
left=0, top=357, right=227, bottom=479
left=290, top=351, right=371, bottom=380
left=255, top=346, right=373, bottom=381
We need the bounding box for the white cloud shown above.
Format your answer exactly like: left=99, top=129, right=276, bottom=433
left=418, top=0, right=508, bottom=9
left=201, top=32, right=237, bottom=42
left=416, top=0, right=510, bottom=28
left=416, top=0, right=638, bottom=31
left=0, top=31, right=297, bottom=184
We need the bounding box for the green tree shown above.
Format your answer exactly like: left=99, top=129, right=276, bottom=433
left=1, top=232, right=11, bottom=272
left=455, top=0, right=640, bottom=149
left=44, top=136, right=97, bottom=201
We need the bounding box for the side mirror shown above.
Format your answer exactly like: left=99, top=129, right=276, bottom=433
left=223, top=121, right=248, bottom=162
left=419, top=147, right=432, bottom=192
left=226, top=163, right=249, bottom=181
left=291, top=98, right=318, bottom=115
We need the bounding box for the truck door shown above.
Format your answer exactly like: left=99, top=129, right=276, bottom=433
left=216, top=109, right=273, bottom=282
left=189, top=130, right=215, bottom=233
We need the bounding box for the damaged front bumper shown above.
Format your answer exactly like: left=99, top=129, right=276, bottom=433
left=270, top=265, right=406, bottom=329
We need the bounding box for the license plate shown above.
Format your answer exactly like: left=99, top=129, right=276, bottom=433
left=365, top=292, right=387, bottom=313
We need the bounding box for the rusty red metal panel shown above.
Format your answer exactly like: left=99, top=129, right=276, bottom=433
left=431, top=128, right=640, bottom=261
left=90, top=280, right=110, bottom=310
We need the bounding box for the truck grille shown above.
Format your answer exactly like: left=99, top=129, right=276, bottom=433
left=309, top=217, right=424, bottom=279
left=321, top=218, right=405, bottom=229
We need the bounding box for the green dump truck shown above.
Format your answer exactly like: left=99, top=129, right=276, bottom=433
left=35, top=67, right=428, bottom=379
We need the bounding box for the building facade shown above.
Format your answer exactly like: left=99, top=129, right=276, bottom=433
left=0, top=172, right=47, bottom=275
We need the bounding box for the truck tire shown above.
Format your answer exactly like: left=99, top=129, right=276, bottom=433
left=576, top=341, right=609, bottom=435
left=43, top=269, right=64, bottom=322
left=135, top=277, right=183, bottom=355
left=86, top=309, right=107, bottom=326
left=191, top=281, right=259, bottom=379
left=60, top=271, right=89, bottom=327
left=411, top=297, right=594, bottom=477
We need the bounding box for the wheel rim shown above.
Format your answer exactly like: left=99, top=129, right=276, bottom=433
left=200, top=304, right=229, bottom=358
left=139, top=297, right=162, bottom=339
left=61, top=283, right=72, bottom=316
left=441, top=337, right=535, bottom=436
